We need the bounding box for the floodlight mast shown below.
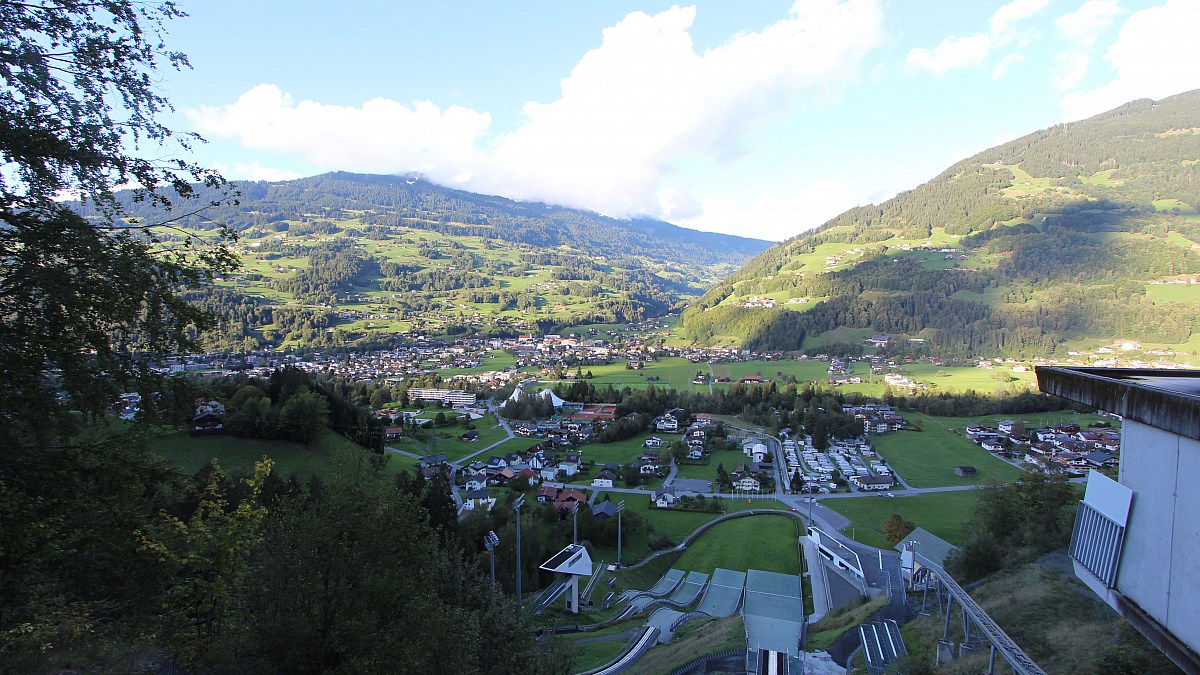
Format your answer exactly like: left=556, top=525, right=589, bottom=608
left=483, top=530, right=500, bottom=588
left=572, top=502, right=580, bottom=545
left=513, top=496, right=526, bottom=605
left=615, top=501, right=626, bottom=567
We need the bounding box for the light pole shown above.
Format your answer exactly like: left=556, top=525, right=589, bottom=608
left=483, top=530, right=500, bottom=588
left=572, top=501, right=579, bottom=545
left=513, top=496, right=525, bottom=605
left=615, top=500, right=626, bottom=567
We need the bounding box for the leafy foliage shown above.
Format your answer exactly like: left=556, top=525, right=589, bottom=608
left=946, top=472, right=1078, bottom=581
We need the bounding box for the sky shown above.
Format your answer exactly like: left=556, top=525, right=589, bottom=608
left=159, top=0, right=1200, bottom=242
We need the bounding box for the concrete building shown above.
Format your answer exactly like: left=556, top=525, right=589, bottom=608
left=1037, top=366, right=1200, bottom=673
left=406, top=388, right=477, bottom=406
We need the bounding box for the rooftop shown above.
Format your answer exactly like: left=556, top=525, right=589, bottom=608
left=540, top=544, right=593, bottom=576
left=895, top=527, right=957, bottom=568
left=1036, top=367, right=1200, bottom=441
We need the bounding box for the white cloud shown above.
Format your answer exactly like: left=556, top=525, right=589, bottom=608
left=1060, top=0, right=1200, bottom=120
left=1051, top=50, right=1091, bottom=90
left=991, top=0, right=1050, bottom=34
left=677, top=178, right=870, bottom=242
left=908, top=0, right=1048, bottom=75
left=1056, top=0, right=1123, bottom=45
left=1049, top=0, right=1124, bottom=92
left=186, top=1, right=886, bottom=229
left=216, top=161, right=303, bottom=183
left=993, top=53, right=1025, bottom=79
left=189, top=84, right=493, bottom=176
left=908, top=34, right=991, bottom=75
left=479, top=0, right=886, bottom=218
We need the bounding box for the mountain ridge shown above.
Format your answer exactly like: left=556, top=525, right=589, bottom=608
left=681, top=90, right=1200, bottom=358
left=87, top=172, right=772, bottom=350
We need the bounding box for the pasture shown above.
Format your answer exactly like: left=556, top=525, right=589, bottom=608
left=822, top=490, right=980, bottom=549
left=151, top=428, right=397, bottom=479
left=871, top=415, right=1024, bottom=488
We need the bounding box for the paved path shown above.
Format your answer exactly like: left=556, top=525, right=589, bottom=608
left=802, top=536, right=832, bottom=622
left=384, top=446, right=422, bottom=460
left=454, top=417, right=517, bottom=466
left=664, top=460, right=678, bottom=484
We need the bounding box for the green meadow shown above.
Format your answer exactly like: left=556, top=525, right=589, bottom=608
left=823, top=490, right=980, bottom=549
left=674, top=514, right=801, bottom=575
left=870, top=414, right=1024, bottom=488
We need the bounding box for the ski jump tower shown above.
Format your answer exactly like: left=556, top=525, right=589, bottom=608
left=540, top=544, right=593, bottom=613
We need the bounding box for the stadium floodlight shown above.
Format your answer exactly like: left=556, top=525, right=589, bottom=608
left=615, top=501, right=626, bottom=567
left=513, top=496, right=526, bottom=604
left=483, top=530, right=500, bottom=587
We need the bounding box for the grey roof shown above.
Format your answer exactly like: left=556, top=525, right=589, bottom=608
left=894, top=527, right=957, bottom=568
left=591, top=501, right=620, bottom=518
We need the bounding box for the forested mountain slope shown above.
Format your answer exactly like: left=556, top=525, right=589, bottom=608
left=85, top=173, right=770, bottom=350
left=682, top=90, right=1200, bottom=358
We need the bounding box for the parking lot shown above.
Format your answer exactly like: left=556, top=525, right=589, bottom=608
left=672, top=478, right=714, bottom=494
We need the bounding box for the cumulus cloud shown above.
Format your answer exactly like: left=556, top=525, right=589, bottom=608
left=677, top=178, right=871, bottom=242
left=993, top=53, right=1025, bottom=79
left=1056, top=0, right=1123, bottom=45
left=1049, top=0, right=1124, bottom=91
left=189, top=84, right=492, bottom=176
left=1060, top=0, right=1200, bottom=120
left=990, top=0, right=1050, bottom=34
left=908, top=0, right=1047, bottom=75
left=216, top=161, right=304, bottom=183
left=907, top=34, right=991, bottom=75
left=187, top=1, right=885, bottom=226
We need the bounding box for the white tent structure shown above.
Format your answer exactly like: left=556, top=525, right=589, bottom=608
left=507, top=381, right=567, bottom=408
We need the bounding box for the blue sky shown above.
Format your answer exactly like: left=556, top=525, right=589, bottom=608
left=160, top=0, right=1200, bottom=241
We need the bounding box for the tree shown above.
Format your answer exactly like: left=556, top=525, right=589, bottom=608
left=135, top=458, right=271, bottom=660
left=621, top=464, right=641, bottom=487
left=671, top=439, right=688, bottom=463
left=2, top=0, right=237, bottom=430
left=716, top=462, right=730, bottom=488
left=278, top=390, right=331, bottom=443
left=1, top=3, right=237, bottom=667
left=882, top=513, right=916, bottom=545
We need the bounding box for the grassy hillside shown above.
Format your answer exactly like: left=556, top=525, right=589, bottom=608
left=85, top=173, right=770, bottom=350
left=899, top=559, right=1181, bottom=674
left=683, top=90, right=1200, bottom=358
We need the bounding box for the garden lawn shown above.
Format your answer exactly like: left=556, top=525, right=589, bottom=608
left=872, top=414, right=1023, bottom=488
left=674, top=514, right=800, bottom=575
left=822, top=490, right=979, bottom=549
left=673, top=461, right=715, bottom=481
left=426, top=413, right=509, bottom=462
left=557, top=618, right=645, bottom=672
left=918, top=409, right=1117, bottom=432
left=542, top=357, right=712, bottom=392
left=577, top=431, right=662, bottom=466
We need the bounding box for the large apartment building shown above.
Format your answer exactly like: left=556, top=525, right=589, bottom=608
left=406, top=388, right=477, bottom=406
